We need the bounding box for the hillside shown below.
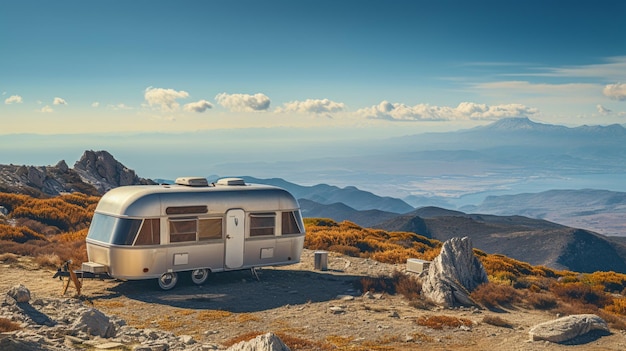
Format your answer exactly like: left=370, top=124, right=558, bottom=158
left=374, top=207, right=626, bottom=273
left=462, top=189, right=626, bottom=236
left=240, top=176, right=414, bottom=213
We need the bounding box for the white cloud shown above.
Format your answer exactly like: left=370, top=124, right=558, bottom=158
left=596, top=104, right=612, bottom=115
left=356, top=101, right=538, bottom=121
left=144, top=87, right=189, bottom=111
left=183, top=99, right=213, bottom=113
left=4, top=95, right=23, bottom=104
left=215, top=92, right=270, bottom=112
left=107, top=103, right=133, bottom=110
left=276, top=98, right=345, bottom=115
left=603, top=83, right=626, bottom=101
left=91, top=102, right=100, bottom=108
left=53, top=97, right=67, bottom=105
left=40, top=105, right=53, bottom=113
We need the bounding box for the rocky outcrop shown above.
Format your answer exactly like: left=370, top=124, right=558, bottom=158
left=529, top=314, right=610, bottom=343
left=227, top=332, right=291, bottom=351
left=73, top=150, right=155, bottom=193
left=421, top=237, right=488, bottom=307
left=0, top=150, right=155, bottom=196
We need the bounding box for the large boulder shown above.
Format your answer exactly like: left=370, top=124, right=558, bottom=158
left=226, top=332, right=290, bottom=351
left=421, top=237, right=488, bottom=307
left=529, top=314, right=610, bottom=343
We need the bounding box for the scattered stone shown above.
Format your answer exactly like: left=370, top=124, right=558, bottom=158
left=336, top=295, right=355, bottom=301
left=421, top=237, right=488, bottom=307
left=529, top=314, right=610, bottom=343
left=71, top=308, right=115, bottom=338
left=329, top=306, right=346, bottom=314
left=226, top=332, right=290, bottom=351
left=7, top=284, right=31, bottom=303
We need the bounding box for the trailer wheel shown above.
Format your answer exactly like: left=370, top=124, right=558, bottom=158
left=158, top=272, right=178, bottom=290
left=191, top=269, right=209, bottom=285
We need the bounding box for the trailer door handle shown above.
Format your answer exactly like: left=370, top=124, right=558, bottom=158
left=226, top=235, right=232, bottom=239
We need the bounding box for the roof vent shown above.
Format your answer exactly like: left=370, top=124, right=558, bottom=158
left=216, top=177, right=246, bottom=186
left=175, top=177, right=209, bottom=187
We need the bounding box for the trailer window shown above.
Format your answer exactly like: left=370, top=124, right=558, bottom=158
left=169, top=218, right=197, bottom=243
left=198, top=218, right=222, bottom=240
left=282, top=211, right=304, bottom=234
left=134, top=219, right=161, bottom=245
left=249, top=212, right=275, bottom=236
left=87, top=213, right=141, bottom=245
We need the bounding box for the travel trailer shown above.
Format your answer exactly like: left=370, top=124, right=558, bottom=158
left=83, top=177, right=306, bottom=290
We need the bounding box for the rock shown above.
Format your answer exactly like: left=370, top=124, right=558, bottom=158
left=7, top=284, right=31, bottom=303
left=26, top=166, right=45, bottom=188
left=529, top=314, right=610, bottom=343
left=226, top=332, right=291, bottom=351
left=71, top=308, right=115, bottom=338
left=55, top=160, right=69, bottom=173
left=421, top=237, right=488, bottom=307
left=73, top=150, right=155, bottom=193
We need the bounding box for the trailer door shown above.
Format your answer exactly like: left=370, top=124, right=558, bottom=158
left=225, top=209, right=245, bottom=269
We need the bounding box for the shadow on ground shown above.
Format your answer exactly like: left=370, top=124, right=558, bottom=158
left=91, top=268, right=365, bottom=313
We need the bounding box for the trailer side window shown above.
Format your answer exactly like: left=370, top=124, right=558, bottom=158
left=169, top=218, right=197, bottom=243
left=249, top=212, right=275, bottom=237
left=134, top=219, right=161, bottom=245
left=282, top=211, right=303, bottom=234
left=198, top=218, right=222, bottom=240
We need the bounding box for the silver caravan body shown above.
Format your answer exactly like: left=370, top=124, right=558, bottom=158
left=84, top=177, right=305, bottom=289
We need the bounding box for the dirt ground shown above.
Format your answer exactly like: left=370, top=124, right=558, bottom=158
left=1, top=250, right=625, bottom=350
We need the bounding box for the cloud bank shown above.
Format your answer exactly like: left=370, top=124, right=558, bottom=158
left=215, top=93, right=270, bottom=112
left=145, top=87, right=190, bottom=111
left=357, top=101, right=539, bottom=121
left=53, top=97, right=67, bottom=105
left=276, top=98, right=345, bottom=115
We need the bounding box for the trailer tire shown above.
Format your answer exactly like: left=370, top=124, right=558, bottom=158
left=191, top=269, right=209, bottom=285
left=158, top=272, right=178, bottom=290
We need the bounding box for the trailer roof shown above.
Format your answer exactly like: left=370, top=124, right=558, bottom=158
left=94, top=182, right=300, bottom=217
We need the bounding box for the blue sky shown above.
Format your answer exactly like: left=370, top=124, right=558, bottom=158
left=1, top=0, right=626, bottom=137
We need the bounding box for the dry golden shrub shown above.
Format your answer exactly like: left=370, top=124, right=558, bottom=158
left=524, top=291, right=558, bottom=310
left=0, top=252, right=19, bottom=263
left=0, top=317, right=21, bottom=332
left=416, top=315, right=473, bottom=329
left=550, top=282, right=612, bottom=308
left=605, top=297, right=626, bottom=315
left=196, top=310, right=233, bottom=321
left=470, top=282, right=522, bottom=309
left=582, top=271, right=626, bottom=293
left=34, top=253, right=62, bottom=268
left=482, top=315, right=514, bottom=328
left=304, top=219, right=440, bottom=264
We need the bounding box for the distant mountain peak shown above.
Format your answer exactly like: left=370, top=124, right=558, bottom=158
left=475, top=117, right=561, bottom=132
